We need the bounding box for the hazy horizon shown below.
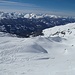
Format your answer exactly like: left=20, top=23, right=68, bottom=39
left=0, top=0, right=75, bottom=17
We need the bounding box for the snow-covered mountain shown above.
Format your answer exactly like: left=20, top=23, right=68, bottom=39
left=43, top=23, right=75, bottom=37
left=0, top=12, right=61, bottom=19
left=0, top=11, right=75, bottom=37
left=0, top=23, right=75, bottom=75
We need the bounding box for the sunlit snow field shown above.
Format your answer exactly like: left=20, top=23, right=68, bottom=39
left=0, top=23, right=75, bottom=75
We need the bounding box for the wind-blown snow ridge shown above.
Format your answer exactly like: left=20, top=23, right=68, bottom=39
left=0, top=23, right=75, bottom=75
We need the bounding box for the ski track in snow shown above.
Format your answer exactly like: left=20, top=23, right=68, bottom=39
left=0, top=23, right=75, bottom=75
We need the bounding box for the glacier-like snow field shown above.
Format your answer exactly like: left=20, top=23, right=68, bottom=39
left=0, top=23, right=75, bottom=75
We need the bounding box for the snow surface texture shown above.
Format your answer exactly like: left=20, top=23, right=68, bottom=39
left=0, top=23, right=75, bottom=75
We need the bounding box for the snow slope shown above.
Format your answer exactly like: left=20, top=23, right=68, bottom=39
left=0, top=23, right=75, bottom=75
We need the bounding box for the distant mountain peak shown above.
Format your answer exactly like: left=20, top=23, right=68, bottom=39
left=0, top=11, right=72, bottom=19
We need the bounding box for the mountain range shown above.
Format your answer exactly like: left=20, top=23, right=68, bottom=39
left=0, top=11, right=75, bottom=37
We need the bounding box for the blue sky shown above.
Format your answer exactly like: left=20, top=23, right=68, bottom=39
left=0, top=0, right=75, bottom=16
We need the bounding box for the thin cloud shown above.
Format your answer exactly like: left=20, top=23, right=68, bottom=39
left=0, top=1, right=38, bottom=7
left=0, top=0, right=75, bottom=17
left=0, top=0, right=41, bottom=12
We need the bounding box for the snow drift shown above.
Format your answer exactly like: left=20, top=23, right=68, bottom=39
left=0, top=23, right=75, bottom=75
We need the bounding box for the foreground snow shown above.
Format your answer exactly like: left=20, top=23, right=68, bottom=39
left=0, top=23, right=75, bottom=75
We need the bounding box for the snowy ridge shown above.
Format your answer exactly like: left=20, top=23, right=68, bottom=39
left=0, top=23, right=75, bottom=75
left=43, top=23, right=75, bottom=37
left=0, top=11, right=72, bottom=19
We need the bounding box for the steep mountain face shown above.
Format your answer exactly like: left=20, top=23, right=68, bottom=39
left=0, top=11, right=75, bottom=37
